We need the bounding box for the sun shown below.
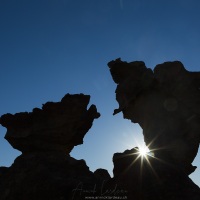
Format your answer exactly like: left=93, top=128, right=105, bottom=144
left=138, top=146, right=150, bottom=158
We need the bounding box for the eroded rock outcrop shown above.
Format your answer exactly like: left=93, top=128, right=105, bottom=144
left=111, top=148, right=200, bottom=200
left=0, top=94, right=100, bottom=154
left=1, top=59, right=200, bottom=200
left=0, top=94, right=105, bottom=200
left=108, top=58, right=200, bottom=199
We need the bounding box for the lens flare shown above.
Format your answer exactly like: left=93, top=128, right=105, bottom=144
left=139, top=147, right=148, bottom=156
left=138, top=145, right=150, bottom=158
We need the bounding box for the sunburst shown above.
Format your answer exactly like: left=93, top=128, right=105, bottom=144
left=135, top=143, right=152, bottom=159
left=138, top=146, right=149, bottom=158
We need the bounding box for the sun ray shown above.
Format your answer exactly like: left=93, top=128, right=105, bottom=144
left=114, top=132, right=173, bottom=183
left=118, top=154, right=141, bottom=177
left=145, top=156, right=160, bottom=182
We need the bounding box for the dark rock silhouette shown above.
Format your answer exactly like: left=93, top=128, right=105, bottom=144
left=108, top=58, right=200, bottom=199
left=1, top=59, right=200, bottom=200
left=0, top=94, right=106, bottom=200
left=0, top=166, right=8, bottom=176
left=110, top=148, right=200, bottom=200
left=0, top=94, right=100, bottom=154
left=0, top=153, right=99, bottom=200
left=94, top=168, right=111, bottom=181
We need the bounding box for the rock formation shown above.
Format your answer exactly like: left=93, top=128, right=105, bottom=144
left=108, top=58, right=200, bottom=199
left=110, top=148, right=200, bottom=200
left=0, top=94, right=100, bottom=154
left=1, top=59, right=200, bottom=200
left=0, top=94, right=106, bottom=200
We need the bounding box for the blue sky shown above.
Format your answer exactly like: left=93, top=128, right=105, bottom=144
left=0, top=0, right=200, bottom=186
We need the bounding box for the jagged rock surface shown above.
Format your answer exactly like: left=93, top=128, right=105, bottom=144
left=108, top=58, right=200, bottom=199
left=0, top=94, right=107, bottom=200
left=108, top=58, right=200, bottom=175
left=94, top=168, right=111, bottom=181
left=110, top=148, right=200, bottom=200
left=0, top=153, right=99, bottom=200
left=0, top=94, right=100, bottom=154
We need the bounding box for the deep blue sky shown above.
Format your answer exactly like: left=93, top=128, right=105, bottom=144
left=1, top=0, right=200, bottom=186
